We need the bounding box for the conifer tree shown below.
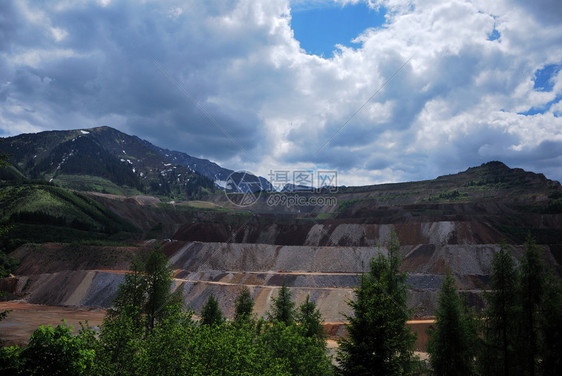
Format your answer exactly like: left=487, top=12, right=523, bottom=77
left=518, top=236, right=544, bottom=376
left=427, top=270, right=477, bottom=376
left=107, top=253, right=147, bottom=329
left=479, top=244, right=519, bottom=376
left=107, top=245, right=179, bottom=332
left=336, top=229, right=415, bottom=375
left=99, top=244, right=180, bottom=374
left=296, top=295, right=326, bottom=342
left=540, top=271, right=562, bottom=376
left=201, top=294, right=224, bottom=326
left=268, top=280, right=295, bottom=325
left=234, top=286, right=254, bottom=323
left=143, top=245, right=177, bottom=331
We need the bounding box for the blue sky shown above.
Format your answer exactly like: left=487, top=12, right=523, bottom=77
left=291, top=2, right=386, bottom=57
left=518, top=64, right=562, bottom=116
left=1, top=0, right=561, bottom=185
left=534, top=64, right=561, bottom=92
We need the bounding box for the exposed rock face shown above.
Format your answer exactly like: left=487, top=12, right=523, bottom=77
left=9, top=217, right=559, bottom=321
left=3, top=161, right=561, bottom=323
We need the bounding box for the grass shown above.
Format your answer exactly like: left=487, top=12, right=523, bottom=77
left=54, top=174, right=142, bottom=196
left=314, top=212, right=334, bottom=220
left=182, top=201, right=222, bottom=209
left=18, top=242, right=136, bottom=269
left=0, top=183, right=141, bottom=250
left=336, top=198, right=365, bottom=212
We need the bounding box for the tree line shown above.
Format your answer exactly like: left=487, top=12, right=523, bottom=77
left=0, top=245, right=332, bottom=375
left=427, top=237, right=562, bottom=376
left=1, top=231, right=561, bottom=375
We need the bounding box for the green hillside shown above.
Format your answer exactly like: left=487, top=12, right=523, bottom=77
left=0, top=183, right=140, bottom=250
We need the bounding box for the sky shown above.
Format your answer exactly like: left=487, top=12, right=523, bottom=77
left=1, top=0, right=562, bottom=186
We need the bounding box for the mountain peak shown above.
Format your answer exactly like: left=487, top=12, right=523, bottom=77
left=0, top=126, right=273, bottom=196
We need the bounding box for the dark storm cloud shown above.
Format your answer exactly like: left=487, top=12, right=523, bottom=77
left=513, top=0, right=562, bottom=25
left=0, top=0, right=273, bottom=161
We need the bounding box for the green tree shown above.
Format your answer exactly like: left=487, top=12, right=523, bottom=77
left=107, top=245, right=179, bottom=332
left=479, top=244, right=519, bottom=376
left=540, top=271, right=562, bottom=375
left=98, top=244, right=180, bottom=375
left=0, top=152, right=16, bottom=340
left=143, top=245, right=177, bottom=331
left=234, top=286, right=254, bottom=323
left=296, top=295, right=326, bottom=343
left=98, top=305, right=145, bottom=376
left=139, top=312, right=196, bottom=376
left=336, top=229, right=415, bottom=375
left=18, top=322, right=95, bottom=376
left=268, top=281, right=295, bottom=325
left=0, top=251, right=18, bottom=278
left=0, top=345, right=22, bottom=375
left=201, top=294, right=224, bottom=327
left=427, top=270, right=477, bottom=376
left=518, top=236, right=544, bottom=376
left=0, top=153, right=19, bottom=278
left=259, top=321, right=333, bottom=376
left=139, top=314, right=290, bottom=376
left=107, top=254, right=147, bottom=329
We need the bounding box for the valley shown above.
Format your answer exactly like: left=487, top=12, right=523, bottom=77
left=1, top=128, right=561, bottom=352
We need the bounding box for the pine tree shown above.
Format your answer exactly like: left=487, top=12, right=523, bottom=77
left=296, top=295, right=326, bottom=342
left=479, top=244, right=519, bottom=376
left=518, top=236, right=544, bottom=376
left=268, top=281, right=295, bottom=325
left=427, top=270, right=477, bottom=376
left=107, top=253, right=148, bottom=329
left=234, top=286, right=254, bottom=323
left=108, top=245, right=179, bottom=332
left=144, top=245, right=177, bottom=331
left=336, top=229, right=415, bottom=376
left=99, top=245, right=180, bottom=374
left=0, top=154, right=16, bottom=329
left=201, top=294, right=224, bottom=326
left=540, top=271, right=562, bottom=375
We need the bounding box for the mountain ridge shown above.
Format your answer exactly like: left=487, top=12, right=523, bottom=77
left=0, top=126, right=272, bottom=198
left=2, top=127, right=561, bottom=203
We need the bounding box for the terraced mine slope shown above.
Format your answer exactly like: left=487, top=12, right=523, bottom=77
left=1, top=162, right=561, bottom=346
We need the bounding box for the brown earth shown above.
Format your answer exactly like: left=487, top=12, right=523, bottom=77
left=0, top=302, right=433, bottom=351
left=0, top=302, right=105, bottom=347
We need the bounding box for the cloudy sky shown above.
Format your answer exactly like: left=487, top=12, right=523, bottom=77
left=1, top=0, right=561, bottom=186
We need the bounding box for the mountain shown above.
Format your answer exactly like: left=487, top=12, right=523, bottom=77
left=145, top=143, right=274, bottom=192
left=0, top=126, right=271, bottom=198
left=1, top=160, right=561, bottom=337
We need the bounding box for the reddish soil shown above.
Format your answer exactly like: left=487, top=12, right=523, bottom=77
left=0, top=302, right=106, bottom=347
left=323, top=319, right=434, bottom=351
left=0, top=302, right=434, bottom=350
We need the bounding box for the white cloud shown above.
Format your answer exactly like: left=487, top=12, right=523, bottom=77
left=1, top=0, right=561, bottom=184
